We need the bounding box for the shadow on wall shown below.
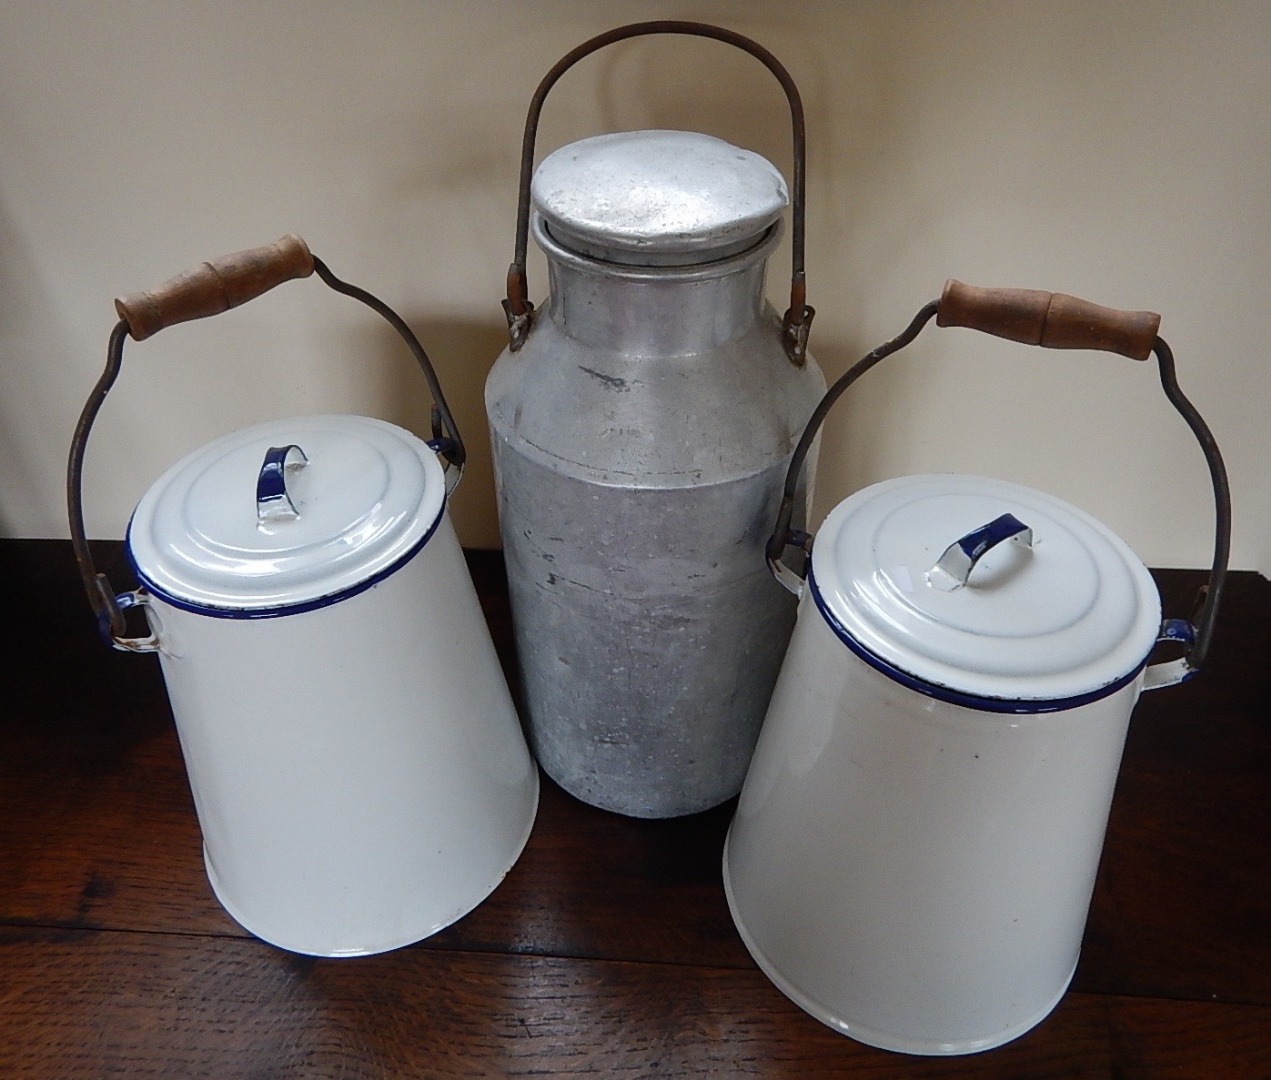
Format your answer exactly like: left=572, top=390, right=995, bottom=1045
left=359, top=315, right=510, bottom=551
left=0, top=198, right=78, bottom=538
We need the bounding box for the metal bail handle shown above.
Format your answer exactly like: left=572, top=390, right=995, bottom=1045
left=502, top=20, right=815, bottom=365
left=768, top=279, right=1231, bottom=685
left=67, top=235, right=466, bottom=652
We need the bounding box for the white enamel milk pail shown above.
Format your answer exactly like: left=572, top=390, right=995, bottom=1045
left=68, top=236, right=539, bottom=957
left=723, top=280, right=1230, bottom=1053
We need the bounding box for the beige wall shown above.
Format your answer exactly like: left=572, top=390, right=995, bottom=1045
left=3, top=0, right=1267, bottom=573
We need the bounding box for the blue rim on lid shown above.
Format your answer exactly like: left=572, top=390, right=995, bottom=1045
left=126, top=415, right=447, bottom=619
left=807, top=474, right=1163, bottom=713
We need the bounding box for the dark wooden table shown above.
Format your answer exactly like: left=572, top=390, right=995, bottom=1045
left=2, top=540, right=1268, bottom=1077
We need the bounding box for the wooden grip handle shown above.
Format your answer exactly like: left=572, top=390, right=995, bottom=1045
left=114, top=234, right=315, bottom=341
left=937, top=279, right=1161, bottom=361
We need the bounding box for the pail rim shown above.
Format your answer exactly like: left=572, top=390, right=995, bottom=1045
left=807, top=561, right=1150, bottom=715
left=807, top=474, right=1162, bottom=711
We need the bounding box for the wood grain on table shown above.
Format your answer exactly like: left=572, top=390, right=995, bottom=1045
left=2, top=541, right=1267, bottom=1077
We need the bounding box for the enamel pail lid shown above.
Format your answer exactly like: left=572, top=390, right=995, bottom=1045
left=127, top=414, right=447, bottom=616
left=809, top=474, right=1163, bottom=710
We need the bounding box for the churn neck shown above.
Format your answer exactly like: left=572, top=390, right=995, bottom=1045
left=534, top=214, right=781, bottom=354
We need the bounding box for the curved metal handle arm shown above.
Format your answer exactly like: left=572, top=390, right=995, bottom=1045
left=67, top=319, right=131, bottom=644
left=1146, top=337, right=1230, bottom=679
left=766, top=300, right=939, bottom=589
left=310, top=256, right=465, bottom=473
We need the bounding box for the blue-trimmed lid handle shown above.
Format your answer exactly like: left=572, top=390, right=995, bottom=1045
left=927, top=513, right=1033, bottom=592
left=69, top=235, right=466, bottom=652
left=256, top=445, right=308, bottom=523
left=767, top=280, right=1230, bottom=688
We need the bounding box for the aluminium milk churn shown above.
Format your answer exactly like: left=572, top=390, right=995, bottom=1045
left=485, top=22, right=826, bottom=818
left=723, top=281, right=1230, bottom=1053
left=68, top=236, right=539, bottom=957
